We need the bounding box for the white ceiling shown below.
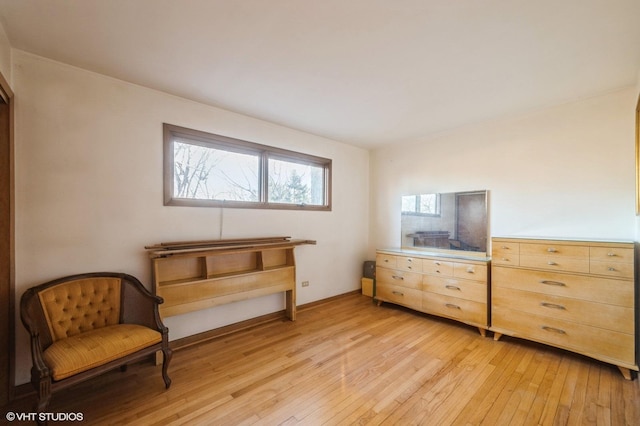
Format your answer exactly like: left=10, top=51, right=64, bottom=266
left=1, top=0, right=639, bottom=148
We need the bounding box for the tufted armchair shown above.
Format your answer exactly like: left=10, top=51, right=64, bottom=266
left=20, top=272, right=172, bottom=418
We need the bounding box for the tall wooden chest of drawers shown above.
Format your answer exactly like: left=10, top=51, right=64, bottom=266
left=491, top=237, right=638, bottom=379
left=376, top=249, right=490, bottom=336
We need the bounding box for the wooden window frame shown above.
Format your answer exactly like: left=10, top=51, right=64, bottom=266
left=163, top=124, right=332, bottom=211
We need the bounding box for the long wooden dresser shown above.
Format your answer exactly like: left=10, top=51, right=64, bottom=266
left=376, top=249, right=490, bottom=336
left=491, top=237, right=638, bottom=379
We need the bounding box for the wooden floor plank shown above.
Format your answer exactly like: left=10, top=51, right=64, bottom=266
left=379, top=328, right=478, bottom=424
left=525, top=351, right=563, bottom=426
left=566, top=358, right=591, bottom=425
left=481, top=344, right=537, bottom=425
left=610, top=369, right=628, bottom=426
left=509, top=351, right=551, bottom=425
left=4, top=293, right=639, bottom=425
left=622, top=367, right=640, bottom=426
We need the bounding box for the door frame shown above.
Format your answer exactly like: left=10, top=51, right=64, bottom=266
left=0, top=69, right=15, bottom=405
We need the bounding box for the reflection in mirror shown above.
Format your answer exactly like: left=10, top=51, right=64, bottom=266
left=401, top=193, right=440, bottom=216
left=401, top=190, right=488, bottom=254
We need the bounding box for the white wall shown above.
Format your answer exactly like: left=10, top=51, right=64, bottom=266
left=371, top=87, right=638, bottom=252
left=12, top=50, right=370, bottom=384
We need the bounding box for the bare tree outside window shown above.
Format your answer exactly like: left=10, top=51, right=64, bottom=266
left=402, top=194, right=440, bottom=216
left=164, top=124, right=332, bottom=210
left=174, top=142, right=259, bottom=202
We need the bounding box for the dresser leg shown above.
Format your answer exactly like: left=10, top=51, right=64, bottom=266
left=478, top=327, right=486, bottom=337
left=617, top=366, right=633, bottom=380
left=493, top=332, right=503, bottom=341
left=376, top=300, right=383, bottom=307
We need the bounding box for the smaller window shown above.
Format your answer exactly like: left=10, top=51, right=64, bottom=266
left=164, top=124, right=332, bottom=210
left=267, top=156, right=326, bottom=206
left=401, top=194, right=441, bottom=216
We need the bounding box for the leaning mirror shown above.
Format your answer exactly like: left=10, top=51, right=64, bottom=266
left=401, top=190, right=488, bottom=255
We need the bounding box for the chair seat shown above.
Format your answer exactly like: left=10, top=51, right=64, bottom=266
left=43, top=324, right=162, bottom=381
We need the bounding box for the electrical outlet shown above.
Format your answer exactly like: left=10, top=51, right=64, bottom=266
left=301, top=281, right=310, bottom=287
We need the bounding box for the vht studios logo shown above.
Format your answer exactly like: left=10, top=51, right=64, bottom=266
left=5, top=411, right=84, bottom=422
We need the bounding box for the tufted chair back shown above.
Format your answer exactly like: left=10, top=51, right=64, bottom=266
left=37, top=277, right=122, bottom=342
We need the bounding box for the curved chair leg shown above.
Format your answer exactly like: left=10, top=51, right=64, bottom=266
left=162, top=347, right=173, bottom=389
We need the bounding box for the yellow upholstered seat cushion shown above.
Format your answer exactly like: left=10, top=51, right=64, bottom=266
left=43, top=324, right=161, bottom=381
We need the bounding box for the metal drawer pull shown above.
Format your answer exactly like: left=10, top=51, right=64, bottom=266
left=391, top=275, right=404, bottom=280
left=407, top=266, right=412, bottom=270
left=541, top=302, right=566, bottom=310
left=501, top=246, right=510, bottom=249
left=607, top=252, right=616, bottom=256
left=540, top=280, right=566, bottom=287
left=547, top=261, right=557, bottom=266
left=434, top=261, right=441, bottom=265
left=466, top=267, right=474, bottom=273
left=445, top=303, right=461, bottom=309
left=608, top=267, right=616, bottom=271
left=445, top=285, right=461, bottom=291
left=501, top=258, right=509, bottom=261
left=541, top=326, right=566, bottom=334
left=392, top=291, right=404, bottom=296
left=547, top=248, right=557, bottom=253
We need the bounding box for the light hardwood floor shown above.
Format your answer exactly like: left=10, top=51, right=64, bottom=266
left=6, top=293, right=640, bottom=425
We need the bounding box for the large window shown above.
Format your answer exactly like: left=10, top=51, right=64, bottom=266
left=164, top=124, right=332, bottom=210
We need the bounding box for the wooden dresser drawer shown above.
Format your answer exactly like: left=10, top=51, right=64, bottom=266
left=422, top=258, right=454, bottom=276
left=590, top=246, right=634, bottom=264
left=519, top=242, right=589, bottom=273
left=376, top=253, right=397, bottom=269
left=491, top=267, right=633, bottom=307
left=493, top=306, right=635, bottom=366
left=396, top=256, right=423, bottom=272
left=376, top=267, right=422, bottom=290
left=423, top=276, right=487, bottom=303
left=589, top=260, right=634, bottom=279
left=453, top=262, right=488, bottom=283
left=422, top=292, right=487, bottom=326
left=519, top=255, right=589, bottom=274
left=376, top=283, right=422, bottom=311
left=492, top=241, right=520, bottom=266
left=492, top=287, right=634, bottom=334
left=589, top=246, right=634, bottom=279
left=520, top=242, right=589, bottom=258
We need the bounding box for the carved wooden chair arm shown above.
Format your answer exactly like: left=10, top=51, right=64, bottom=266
left=28, top=330, right=50, bottom=379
